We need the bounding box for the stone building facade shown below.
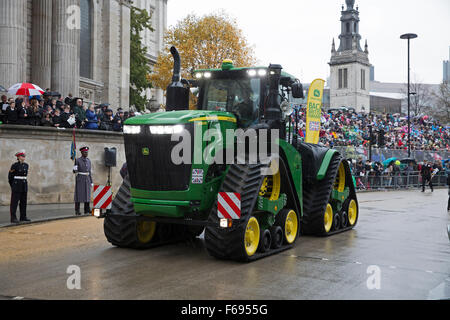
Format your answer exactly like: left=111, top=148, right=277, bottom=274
left=0, top=0, right=167, bottom=111
left=329, top=0, right=371, bottom=113
left=0, top=125, right=125, bottom=205
left=133, top=0, right=167, bottom=110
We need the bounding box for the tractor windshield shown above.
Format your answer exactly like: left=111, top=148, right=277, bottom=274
left=201, top=78, right=261, bottom=127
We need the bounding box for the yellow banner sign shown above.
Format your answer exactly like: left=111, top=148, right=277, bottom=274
left=305, top=79, right=325, bottom=144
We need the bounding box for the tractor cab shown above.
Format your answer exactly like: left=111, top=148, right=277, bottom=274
left=191, top=60, right=304, bottom=130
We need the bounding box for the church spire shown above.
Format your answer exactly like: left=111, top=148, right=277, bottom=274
left=364, top=40, right=369, bottom=54
left=337, top=0, right=363, bottom=52
left=332, top=38, right=336, bottom=53
left=346, top=0, right=355, bottom=10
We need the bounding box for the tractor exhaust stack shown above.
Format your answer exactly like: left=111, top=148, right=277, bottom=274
left=166, top=46, right=190, bottom=111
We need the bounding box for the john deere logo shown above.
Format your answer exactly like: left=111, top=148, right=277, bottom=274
left=142, top=148, right=150, bottom=156
left=314, top=90, right=321, bottom=98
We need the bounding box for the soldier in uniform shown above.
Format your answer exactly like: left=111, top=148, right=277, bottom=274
left=73, top=146, right=93, bottom=215
left=8, top=151, right=31, bottom=223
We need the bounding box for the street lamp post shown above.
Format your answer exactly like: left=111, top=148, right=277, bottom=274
left=400, top=33, right=418, bottom=158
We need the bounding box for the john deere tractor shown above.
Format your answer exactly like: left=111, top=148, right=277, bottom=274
left=103, top=47, right=358, bottom=261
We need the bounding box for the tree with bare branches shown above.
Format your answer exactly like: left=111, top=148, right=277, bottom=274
left=431, top=81, right=450, bottom=124
left=402, top=76, right=432, bottom=116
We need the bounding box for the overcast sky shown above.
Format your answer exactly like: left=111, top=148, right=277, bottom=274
left=167, top=0, right=450, bottom=85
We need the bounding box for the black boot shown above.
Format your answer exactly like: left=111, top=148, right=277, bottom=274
left=84, top=203, right=91, bottom=215
left=11, top=218, right=19, bottom=224
left=75, top=203, right=81, bottom=216
left=20, top=217, right=31, bottom=222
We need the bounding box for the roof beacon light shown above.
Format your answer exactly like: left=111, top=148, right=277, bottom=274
left=222, top=59, right=234, bottom=70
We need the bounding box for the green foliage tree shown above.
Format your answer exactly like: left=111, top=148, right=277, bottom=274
left=130, top=6, right=154, bottom=111
left=150, top=12, right=256, bottom=109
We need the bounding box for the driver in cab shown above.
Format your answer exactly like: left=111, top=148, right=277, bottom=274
left=232, top=93, right=259, bottom=128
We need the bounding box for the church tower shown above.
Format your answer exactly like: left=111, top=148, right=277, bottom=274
left=329, top=0, right=371, bottom=113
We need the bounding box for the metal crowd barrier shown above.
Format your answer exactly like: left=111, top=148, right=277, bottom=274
left=352, top=171, right=449, bottom=191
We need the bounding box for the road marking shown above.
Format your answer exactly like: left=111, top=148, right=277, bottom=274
left=12, top=296, right=24, bottom=300
left=426, top=270, right=433, bottom=274
left=389, top=266, right=397, bottom=269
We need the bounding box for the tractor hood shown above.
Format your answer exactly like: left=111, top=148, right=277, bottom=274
left=124, top=110, right=237, bottom=126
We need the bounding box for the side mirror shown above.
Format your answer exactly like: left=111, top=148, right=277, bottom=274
left=291, top=83, right=304, bottom=99
left=188, top=79, right=199, bottom=88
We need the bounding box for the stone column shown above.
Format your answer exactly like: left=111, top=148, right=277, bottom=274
left=0, top=0, right=28, bottom=88
left=119, top=0, right=131, bottom=109
left=31, top=0, right=52, bottom=90
left=102, top=0, right=122, bottom=110
left=51, top=0, right=80, bottom=97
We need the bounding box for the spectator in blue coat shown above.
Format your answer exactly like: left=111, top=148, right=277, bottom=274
left=84, top=104, right=99, bottom=130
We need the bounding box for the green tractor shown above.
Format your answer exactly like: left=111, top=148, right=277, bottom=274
left=103, top=47, right=358, bottom=261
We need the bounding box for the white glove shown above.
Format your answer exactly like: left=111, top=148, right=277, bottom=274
left=73, top=165, right=78, bottom=171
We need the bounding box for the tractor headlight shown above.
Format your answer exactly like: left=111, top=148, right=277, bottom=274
left=204, top=72, right=212, bottom=79
left=123, top=125, right=141, bottom=134
left=93, top=209, right=101, bottom=218
left=195, top=73, right=203, bottom=79
left=258, top=69, right=267, bottom=76
left=248, top=69, right=257, bottom=77
left=150, top=125, right=184, bottom=135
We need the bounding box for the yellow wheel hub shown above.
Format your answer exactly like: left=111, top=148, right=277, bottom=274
left=259, top=177, right=269, bottom=196
left=244, top=217, right=260, bottom=257
left=259, top=169, right=281, bottom=201
left=348, top=200, right=358, bottom=226
left=334, top=162, right=346, bottom=193
left=137, top=221, right=156, bottom=244
left=324, top=204, right=333, bottom=233
left=285, top=210, right=298, bottom=244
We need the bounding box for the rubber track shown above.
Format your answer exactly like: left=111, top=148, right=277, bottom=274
left=103, top=177, right=187, bottom=249
left=204, top=163, right=294, bottom=262
left=301, top=153, right=353, bottom=236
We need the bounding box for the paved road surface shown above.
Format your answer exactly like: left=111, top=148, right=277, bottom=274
left=0, top=190, right=449, bottom=300
left=0, top=204, right=76, bottom=227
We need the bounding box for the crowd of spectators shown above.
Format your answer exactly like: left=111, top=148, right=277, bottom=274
left=346, top=156, right=449, bottom=190
left=294, top=108, right=450, bottom=151
left=0, top=90, right=141, bottom=132
left=2, top=93, right=450, bottom=151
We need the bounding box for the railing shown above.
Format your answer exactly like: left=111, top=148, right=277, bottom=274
left=353, top=171, right=448, bottom=191
left=334, top=146, right=450, bottom=163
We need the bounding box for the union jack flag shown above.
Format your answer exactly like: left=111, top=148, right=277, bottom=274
left=309, top=121, right=320, bottom=131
